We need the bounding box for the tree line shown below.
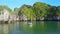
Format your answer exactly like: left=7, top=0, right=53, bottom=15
left=0, top=2, right=60, bottom=20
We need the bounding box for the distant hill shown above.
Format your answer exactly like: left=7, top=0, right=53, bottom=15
left=0, top=2, right=60, bottom=20
left=17, top=2, right=60, bottom=20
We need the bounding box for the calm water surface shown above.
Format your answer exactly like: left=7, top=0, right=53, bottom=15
left=0, top=21, right=60, bottom=34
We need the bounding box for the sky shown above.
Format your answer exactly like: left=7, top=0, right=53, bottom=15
left=0, top=0, right=60, bottom=10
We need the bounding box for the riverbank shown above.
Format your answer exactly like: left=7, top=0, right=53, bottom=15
left=0, top=19, right=60, bottom=24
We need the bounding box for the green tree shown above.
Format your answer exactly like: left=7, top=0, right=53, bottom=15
left=47, top=6, right=57, bottom=17
left=56, top=6, right=60, bottom=16
left=33, top=2, right=50, bottom=20
left=18, top=4, right=35, bottom=20
left=3, top=5, right=12, bottom=14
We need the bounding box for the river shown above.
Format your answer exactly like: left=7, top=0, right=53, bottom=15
left=0, top=21, right=60, bottom=34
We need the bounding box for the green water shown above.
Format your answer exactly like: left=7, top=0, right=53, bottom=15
left=0, top=21, right=60, bottom=34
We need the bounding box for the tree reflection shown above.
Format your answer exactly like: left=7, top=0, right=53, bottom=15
left=0, top=21, right=60, bottom=34
left=57, top=21, right=60, bottom=31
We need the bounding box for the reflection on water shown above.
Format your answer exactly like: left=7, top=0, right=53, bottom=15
left=0, top=21, right=60, bottom=34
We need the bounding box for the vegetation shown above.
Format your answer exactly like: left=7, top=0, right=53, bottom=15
left=0, top=2, right=60, bottom=20
left=18, top=5, right=35, bottom=20
left=17, top=2, right=60, bottom=20
left=33, top=2, right=51, bottom=19
left=56, top=6, right=60, bottom=16
left=0, top=5, right=13, bottom=14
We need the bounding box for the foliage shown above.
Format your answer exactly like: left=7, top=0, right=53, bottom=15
left=0, top=5, right=13, bottom=13
left=0, top=2, right=60, bottom=20
left=18, top=2, right=60, bottom=19
left=33, top=2, right=51, bottom=18
left=18, top=5, right=35, bottom=19
left=56, top=6, right=60, bottom=16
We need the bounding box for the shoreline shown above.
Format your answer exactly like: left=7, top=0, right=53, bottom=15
left=0, top=20, right=60, bottom=24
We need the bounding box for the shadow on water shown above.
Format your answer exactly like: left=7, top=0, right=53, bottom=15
left=0, top=21, right=60, bottom=34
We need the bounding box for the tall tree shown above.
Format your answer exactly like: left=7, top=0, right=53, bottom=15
left=33, top=2, right=51, bottom=20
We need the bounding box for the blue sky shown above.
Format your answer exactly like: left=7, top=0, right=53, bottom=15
left=0, top=0, right=60, bottom=10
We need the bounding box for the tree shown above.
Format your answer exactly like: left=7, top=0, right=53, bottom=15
left=56, top=6, right=60, bottom=16
left=33, top=2, right=51, bottom=20
left=18, top=4, right=35, bottom=20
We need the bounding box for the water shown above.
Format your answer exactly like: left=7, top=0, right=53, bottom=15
left=0, top=21, right=60, bottom=34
